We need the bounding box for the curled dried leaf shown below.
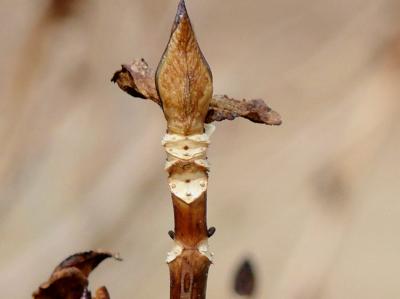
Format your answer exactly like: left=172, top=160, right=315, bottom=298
left=111, top=59, right=160, bottom=106
left=53, top=250, right=121, bottom=277
left=33, top=250, right=120, bottom=299
left=233, top=259, right=256, bottom=296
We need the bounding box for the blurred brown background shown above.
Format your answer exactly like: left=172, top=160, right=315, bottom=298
left=1, top=0, right=400, bottom=298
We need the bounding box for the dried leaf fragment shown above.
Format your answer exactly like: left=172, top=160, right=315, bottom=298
left=33, top=250, right=120, bottom=299
left=206, top=95, right=281, bottom=125
left=53, top=250, right=121, bottom=277
left=111, top=59, right=160, bottom=106
left=233, top=259, right=256, bottom=296
left=33, top=267, right=88, bottom=299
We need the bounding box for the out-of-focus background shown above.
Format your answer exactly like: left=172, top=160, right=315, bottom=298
left=1, top=0, right=400, bottom=298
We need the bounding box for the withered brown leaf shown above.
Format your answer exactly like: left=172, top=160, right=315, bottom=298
left=112, top=59, right=160, bottom=105
left=233, top=259, right=256, bottom=296
left=33, top=250, right=120, bottom=299
left=155, top=0, right=213, bottom=135
left=207, top=95, right=281, bottom=125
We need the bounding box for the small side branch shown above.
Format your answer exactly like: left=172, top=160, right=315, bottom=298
left=111, top=60, right=282, bottom=126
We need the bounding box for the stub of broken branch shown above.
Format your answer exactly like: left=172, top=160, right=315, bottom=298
left=111, top=60, right=282, bottom=126
left=32, top=250, right=121, bottom=299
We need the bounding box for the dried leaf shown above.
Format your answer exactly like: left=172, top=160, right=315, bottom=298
left=111, top=59, right=161, bottom=106
left=33, top=267, right=88, bottom=299
left=155, top=0, right=213, bottom=135
left=33, top=250, right=120, bottom=299
left=112, top=61, right=281, bottom=126
left=234, top=259, right=256, bottom=296
left=53, top=250, right=120, bottom=277
left=206, top=95, right=281, bottom=125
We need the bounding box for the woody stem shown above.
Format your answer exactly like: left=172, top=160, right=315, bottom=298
left=169, top=193, right=210, bottom=299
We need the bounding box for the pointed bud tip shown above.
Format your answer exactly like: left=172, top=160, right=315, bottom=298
left=175, top=0, right=188, bottom=22
left=172, top=0, right=189, bottom=32
left=178, top=0, right=186, bottom=14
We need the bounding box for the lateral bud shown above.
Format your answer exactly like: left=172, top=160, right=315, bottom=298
left=207, top=227, right=216, bottom=238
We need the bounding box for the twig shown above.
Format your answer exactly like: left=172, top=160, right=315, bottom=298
left=112, top=1, right=281, bottom=298
left=33, top=1, right=282, bottom=298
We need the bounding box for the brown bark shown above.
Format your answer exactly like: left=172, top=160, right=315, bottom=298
left=172, top=193, right=208, bottom=247
left=170, top=193, right=211, bottom=298
left=169, top=250, right=211, bottom=299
